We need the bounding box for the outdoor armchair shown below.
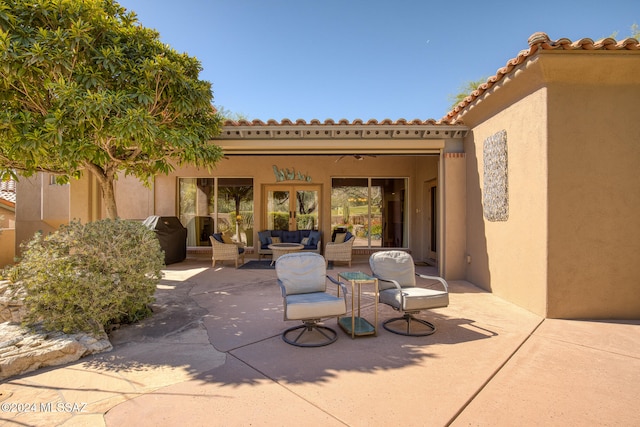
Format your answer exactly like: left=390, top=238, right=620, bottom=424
left=325, top=235, right=355, bottom=267
left=369, top=250, right=449, bottom=336
left=210, top=234, right=245, bottom=268
left=276, top=252, right=348, bottom=347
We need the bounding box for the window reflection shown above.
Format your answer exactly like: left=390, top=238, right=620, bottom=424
left=178, top=178, right=254, bottom=246
left=331, top=178, right=406, bottom=248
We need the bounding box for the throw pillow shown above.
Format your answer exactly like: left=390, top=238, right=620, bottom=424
left=222, top=234, right=234, bottom=244
left=258, top=231, right=271, bottom=246
left=270, top=236, right=281, bottom=244
left=334, top=233, right=346, bottom=243
left=308, top=230, right=321, bottom=246
left=301, top=237, right=310, bottom=245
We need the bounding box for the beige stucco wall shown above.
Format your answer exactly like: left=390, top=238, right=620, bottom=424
left=462, top=82, right=549, bottom=317
left=15, top=174, right=66, bottom=255
left=0, top=228, right=15, bottom=267
left=545, top=62, right=640, bottom=318
left=113, top=175, right=155, bottom=221
left=439, top=153, right=467, bottom=280
left=459, top=52, right=640, bottom=319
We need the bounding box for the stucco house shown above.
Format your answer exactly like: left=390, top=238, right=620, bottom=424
left=0, top=178, right=16, bottom=266
left=12, top=32, right=640, bottom=319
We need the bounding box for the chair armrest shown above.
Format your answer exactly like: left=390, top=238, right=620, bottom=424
left=326, top=236, right=355, bottom=247
left=416, top=273, right=449, bottom=292
left=327, top=275, right=348, bottom=296
left=277, top=279, right=287, bottom=297
left=376, top=277, right=402, bottom=289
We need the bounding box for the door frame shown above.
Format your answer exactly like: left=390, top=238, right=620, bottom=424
left=263, top=183, right=322, bottom=231
left=423, top=179, right=438, bottom=263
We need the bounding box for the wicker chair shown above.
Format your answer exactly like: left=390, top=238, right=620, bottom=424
left=210, top=235, right=245, bottom=268
left=325, top=235, right=355, bottom=267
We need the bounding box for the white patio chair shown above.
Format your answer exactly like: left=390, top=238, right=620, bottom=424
left=369, top=250, right=449, bottom=336
left=276, top=252, right=348, bottom=347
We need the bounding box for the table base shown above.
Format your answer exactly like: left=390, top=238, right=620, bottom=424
left=338, top=316, right=376, bottom=337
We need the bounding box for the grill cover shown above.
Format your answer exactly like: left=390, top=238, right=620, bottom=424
left=143, top=216, right=187, bottom=265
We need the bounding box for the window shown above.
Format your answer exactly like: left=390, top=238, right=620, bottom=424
left=178, top=178, right=254, bottom=246
left=331, top=178, right=407, bottom=248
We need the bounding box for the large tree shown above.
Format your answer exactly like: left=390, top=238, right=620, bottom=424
left=0, top=0, right=223, bottom=218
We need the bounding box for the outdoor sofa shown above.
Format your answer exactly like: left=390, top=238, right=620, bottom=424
left=257, top=230, right=322, bottom=260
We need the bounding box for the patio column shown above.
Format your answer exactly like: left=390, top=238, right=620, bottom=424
left=440, top=152, right=466, bottom=280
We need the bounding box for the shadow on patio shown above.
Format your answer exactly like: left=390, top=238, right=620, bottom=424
left=3, top=256, right=638, bottom=426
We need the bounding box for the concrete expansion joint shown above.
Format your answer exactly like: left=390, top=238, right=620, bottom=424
left=446, top=318, right=546, bottom=425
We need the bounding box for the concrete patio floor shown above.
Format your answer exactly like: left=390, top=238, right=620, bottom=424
left=0, top=255, right=638, bottom=426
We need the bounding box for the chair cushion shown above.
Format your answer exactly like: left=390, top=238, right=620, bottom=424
left=379, top=287, right=449, bottom=311
left=276, top=252, right=326, bottom=295
left=211, top=233, right=224, bottom=243
left=281, top=230, right=301, bottom=243
left=285, top=292, right=346, bottom=320
left=369, top=250, right=416, bottom=290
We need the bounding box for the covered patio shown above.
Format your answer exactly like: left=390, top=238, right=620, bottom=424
left=2, top=255, right=638, bottom=426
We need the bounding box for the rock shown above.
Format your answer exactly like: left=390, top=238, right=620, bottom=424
left=0, top=322, right=112, bottom=380
left=0, top=280, right=113, bottom=379
left=0, top=280, right=26, bottom=323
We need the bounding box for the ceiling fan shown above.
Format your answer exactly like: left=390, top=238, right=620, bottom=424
left=335, top=154, right=376, bottom=163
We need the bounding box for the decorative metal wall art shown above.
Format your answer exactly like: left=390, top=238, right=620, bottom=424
left=483, top=130, right=509, bottom=222
left=272, top=165, right=312, bottom=182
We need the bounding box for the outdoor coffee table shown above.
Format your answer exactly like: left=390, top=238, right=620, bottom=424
left=268, top=243, right=304, bottom=265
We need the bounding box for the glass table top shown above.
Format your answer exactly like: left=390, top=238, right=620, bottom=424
left=339, top=271, right=375, bottom=281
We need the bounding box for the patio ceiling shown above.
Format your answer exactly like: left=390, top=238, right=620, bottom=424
left=214, top=118, right=469, bottom=155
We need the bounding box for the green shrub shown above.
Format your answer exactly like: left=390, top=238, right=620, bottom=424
left=8, top=219, right=164, bottom=335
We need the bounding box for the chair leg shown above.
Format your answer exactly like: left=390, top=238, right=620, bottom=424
left=282, top=321, right=339, bottom=347
left=382, top=314, right=436, bottom=337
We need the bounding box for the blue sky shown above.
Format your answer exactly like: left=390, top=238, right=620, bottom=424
left=117, top=0, right=638, bottom=122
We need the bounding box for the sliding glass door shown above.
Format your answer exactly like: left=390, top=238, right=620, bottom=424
left=331, top=178, right=407, bottom=248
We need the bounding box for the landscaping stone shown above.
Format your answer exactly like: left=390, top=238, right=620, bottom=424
left=0, top=280, right=113, bottom=379
left=0, top=322, right=112, bottom=379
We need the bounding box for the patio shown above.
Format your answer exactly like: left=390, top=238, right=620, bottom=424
left=1, top=255, right=638, bottom=426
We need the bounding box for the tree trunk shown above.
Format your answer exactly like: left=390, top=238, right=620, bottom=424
left=85, top=163, right=119, bottom=219
left=99, top=178, right=119, bottom=219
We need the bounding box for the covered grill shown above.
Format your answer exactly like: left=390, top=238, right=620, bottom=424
left=143, top=216, right=187, bottom=265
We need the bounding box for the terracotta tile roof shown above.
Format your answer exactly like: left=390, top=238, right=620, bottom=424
left=219, top=117, right=468, bottom=141
left=0, top=179, right=16, bottom=208
left=443, top=32, right=640, bottom=122
left=223, top=118, right=450, bottom=127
